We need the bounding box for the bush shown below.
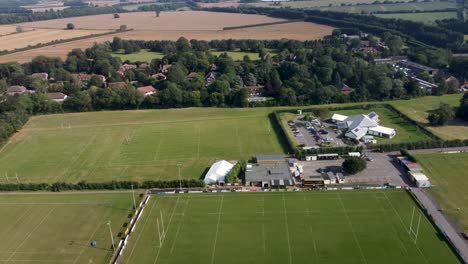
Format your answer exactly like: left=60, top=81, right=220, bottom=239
left=66, top=23, right=75, bottom=30
left=342, top=157, right=367, bottom=174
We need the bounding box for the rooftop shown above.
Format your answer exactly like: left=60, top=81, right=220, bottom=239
left=245, top=162, right=291, bottom=183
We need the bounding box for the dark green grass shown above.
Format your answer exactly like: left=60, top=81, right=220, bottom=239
left=112, top=49, right=164, bottom=62
left=375, top=12, right=457, bottom=24
left=119, top=190, right=461, bottom=264
left=0, top=192, right=136, bottom=264
left=415, top=152, right=468, bottom=231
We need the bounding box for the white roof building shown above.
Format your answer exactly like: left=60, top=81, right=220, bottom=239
left=203, top=160, right=234, bottom=185
left=335, top=112, right=396, bottom=140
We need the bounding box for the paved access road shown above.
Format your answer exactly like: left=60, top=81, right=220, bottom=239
left=410, top=188, right=468, bottom=263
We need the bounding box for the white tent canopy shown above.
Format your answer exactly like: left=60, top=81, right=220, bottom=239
left=203, top=160, right=234, bottom=185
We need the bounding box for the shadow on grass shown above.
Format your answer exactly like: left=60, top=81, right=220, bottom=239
left=268, top=112, right=294, bottom=155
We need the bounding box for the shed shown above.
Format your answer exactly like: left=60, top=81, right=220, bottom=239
left=408, top=172, right=431, bottom=188
left=331, top=113, right=348, bottom=122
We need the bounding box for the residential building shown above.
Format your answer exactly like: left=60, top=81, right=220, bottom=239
left=47, top=92, right=67, bottom=102
left=31, top=72, right=48, bottom=81
left=136, top=85, right=156, bottom=96
left=6, top=86, right=28, bottom=96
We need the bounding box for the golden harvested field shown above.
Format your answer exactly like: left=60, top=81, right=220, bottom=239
left=0, top=29, right=109, bottom=51
left=0, top=17, right=332, bottom=63
left=0, top=25, right=20, bottom=36
left=17, top=11, right=285, bottom=31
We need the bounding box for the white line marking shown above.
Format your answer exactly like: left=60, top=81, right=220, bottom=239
left=169, top=197, right=191, bottom=255
left=336, top=193, right=368, bottom=264
left=210, top=195, right=224, bottom=264
left=282, top=194, right=292, bottom=264
left=152, top=197, right=181, bottom=264
left=72, top=209, right=108, bottom=264
left=5, top=207, right=55, bottom=263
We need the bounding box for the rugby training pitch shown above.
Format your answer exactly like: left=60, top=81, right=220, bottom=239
left=0, top=192, right=136, bottom=263
left=0, top=108, right=284, bottom=183
left=120, top=190, right=461, bottom=264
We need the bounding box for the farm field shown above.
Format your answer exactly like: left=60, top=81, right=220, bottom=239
left=330, top=106, right=431, bottom=144
left=251, top=0, right=411, bottom=8
left=119, top=191, right=461, bottom=264
left=375, top=12, right=457, bottom=24
left=0, top=21, right=332, bottom=63
left=414, top=152, right=468, bottom=231
left=0, top=28, right=109, bottom=51
left=112, top=49, right=164, bottom=62
left=388, top=94, right=468, bottom=140
left=16, top=11, right=285, bottom=31
left=0, top=192, right=137, bottom=264
left=315, top=1, right=457, bottom=13
left=0, top=25, right=29, bottom=36
left=0, top=108, right=284, bottom=184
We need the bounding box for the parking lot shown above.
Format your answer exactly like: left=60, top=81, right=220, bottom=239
left=298, top=152, right=410, bottom=186
left=288, top=116, right=346, bottom=148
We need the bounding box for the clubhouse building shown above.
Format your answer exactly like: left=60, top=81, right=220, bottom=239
left=332, top=112, right=396, bottom=140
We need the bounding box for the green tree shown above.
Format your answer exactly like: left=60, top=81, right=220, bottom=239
left=64, top=91, right=92, bottom=112
left=114, top=13, right=120, bottom=18
left=342, top=157, right=367, bottom=174
left=428, top=103, right=455, bottom=126
left=66, top=23, right=75, bottom=30
left=456, top=93, right=468, bottom=121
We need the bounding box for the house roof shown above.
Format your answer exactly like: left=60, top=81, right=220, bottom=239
left=338, top=83, right=353, bottom=95
left=31, top=73, right=48, bottom=80
left=345, top=114, right=378, bottom=131
left=369, top=125, right=394, bottom=135
left=345, top=127, right=368, bottom=139
left=137, top=85, right=156, bottom=93
left=151, top=73, right=166, bottom=80
left=185, top=72, right=198, bottom=80
left=47, top=92, right=66, bottom=100
left=7, top=85, right=27, bottom=93
left=160, top=64, right=172, bottom=72
left=108, top=82, right=127, bottom=90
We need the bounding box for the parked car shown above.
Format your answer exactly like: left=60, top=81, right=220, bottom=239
left=366, top=156, right=374, bottom=162
left=288, top=121, right=295, bottom=126
left=290, top=125, right=297, bottom=129
left=319, top=129, right=329, bottom=135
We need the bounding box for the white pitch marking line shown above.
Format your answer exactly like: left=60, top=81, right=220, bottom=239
left=152, top=196, right=181, bottom=264
left=5, top=207, right=56, bottom=263
left=382, top=192, right=429, bottom=264
left=72, top=209, right=108, bottom=264
left=210, top=195, right=224, bottom=264
left=336, top=193, right=368, bottom=264
left=282, top=194, right=292, bottom=264
left=169, top=197, right=191, bottom=255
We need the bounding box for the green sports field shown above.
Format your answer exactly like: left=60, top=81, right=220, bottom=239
left=0, top=108, right=284, bottom=183
left=0, top=192, right=136, bottom=263
left=415, top=152, right=468, bottom=231
left=112, top=49, right=164, bottom=63
left=119, top=191, right=461, bottom=264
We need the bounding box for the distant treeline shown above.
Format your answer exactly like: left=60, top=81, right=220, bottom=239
left=203, top=6, right=466, bottom=52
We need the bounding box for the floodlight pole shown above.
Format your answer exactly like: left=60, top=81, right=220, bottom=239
left=177, top=163, right=182, bottom=191
left=107, top=221, right=115, bottom=251
left=131, top=183, right=137, bottom=210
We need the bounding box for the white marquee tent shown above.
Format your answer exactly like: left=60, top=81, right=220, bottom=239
left=203, top=160, right=235, bottom=185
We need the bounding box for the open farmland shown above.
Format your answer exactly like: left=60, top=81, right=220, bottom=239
left=0, top=108, right=284, bottom=184
left=120, top=191, right=461, bottom=264
left=414, top=152, right=468, bottom=231
left=0, top=192, right=137, bottom=264
left=388, top=94, right=468, bottom=140
left=251, top=0, right=411, bottom=9
left=0, top=28, right=109, bottom=51
left=0, top=20, right=332, bottom=63
left=375, top=12, right=457, bottom=24
left=315, top=1, right=457, bottom=12
left=16, top=11, right=285, bottom=31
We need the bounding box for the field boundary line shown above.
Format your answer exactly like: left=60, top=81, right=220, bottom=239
left=2, top=205, right=34, bottom=238
left=152, top=196, right=181, bottom=264
left=152, top=127, right=165, bottom=162
left=281, top=194, right=292, bottom=264
left=336, top=193, right=368, bottom=264
left=5, top=207, right=55, bottom=263
left=124, top=197, right=158, bottom=263
left=209, top=195, right=224, bottom=264
left=169, top=197, right=191, bottom=255
left=382, top=192, right=429, bottom=264
left=196, top=126, right=201, bottom=160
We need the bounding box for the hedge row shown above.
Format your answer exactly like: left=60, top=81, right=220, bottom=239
left=0, top=179, right=205, bottom=192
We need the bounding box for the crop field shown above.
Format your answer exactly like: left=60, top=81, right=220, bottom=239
left=375, top=12, right=457, bottom=24
left=0, top=192, right=136, bottom=264
left=112, top=49, right=164, bottom=62
left=315, top=1, right=457, bottom=13
left=389, top=94, right=468, bottom=140
left=16, top=11, right=285, bottom=31
left=414, top=152, right=468, bottom=231
left=0, top=25, right=30, bottom=36
left=0, top=28, right=109, bottom=51
left=0, top=22, right=332, bottom=63
left=119, top=190, right=461, bottom=264
left=330, top=106, right=431, bottom=144
left=250, top=0, right=412, bottom=9
left=0, top=108, right=284, bottom=183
